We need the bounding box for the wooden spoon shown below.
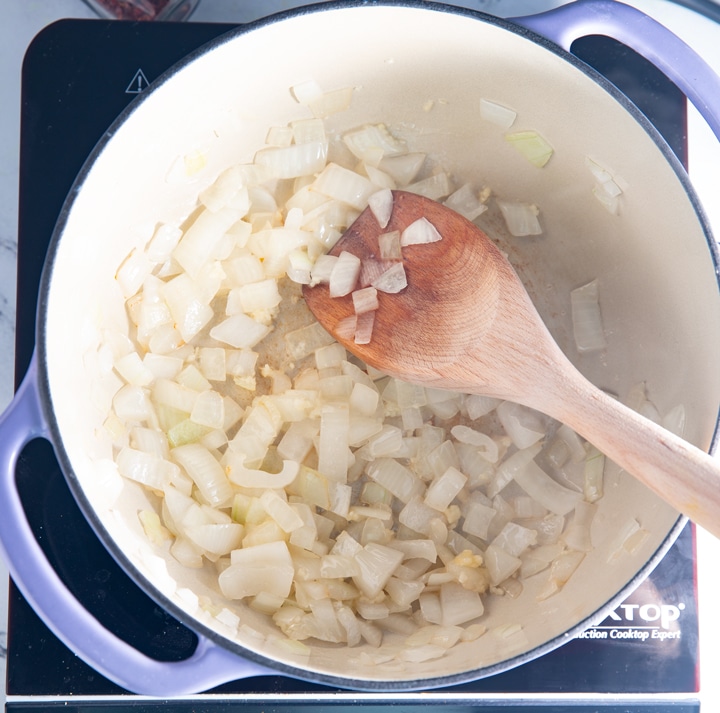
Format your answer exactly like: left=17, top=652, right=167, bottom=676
left=303, top=190, right=720, bottom=539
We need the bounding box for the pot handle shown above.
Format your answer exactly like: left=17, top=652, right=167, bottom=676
left=0, top=352, right=271, bottom=695
left=511, top=0, right=720, bottom=142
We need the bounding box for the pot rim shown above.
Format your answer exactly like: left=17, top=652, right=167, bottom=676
left=34, top=0, right=714, bottom=690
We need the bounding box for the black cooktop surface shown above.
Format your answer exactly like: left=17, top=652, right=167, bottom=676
left=7, top=16, right=700, bottom=710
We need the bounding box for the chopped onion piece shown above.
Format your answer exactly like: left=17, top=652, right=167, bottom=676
left=354, top=311, right=376, bottom=345
left=537, top=550, right=585, bottom=601
left=116, top=248, right=152, bottom=300
left=424, top=466, right=467, bottom=512
left=563, top=500, right=597, bottom=552
left=318, top=404, right=350, bottom=482
left=592, top=184, right=619, bottom=214
left=314, top=163, right=377, bottom=211
left=451, top=425, right=498, bottom=463
left=343, top=124, right=407, bottom=162
left=284, top=321, right=335, bottom=361
left=190, top=390, right=225, bottom=429
left=586, top=156, right=624, bottom=214
left=186, top=523, right=243, bottom=556
left=308, top=254, right=337, bottom=287
left=378, top=230, right=402, bottom=260
left=389, top=539, right=438, bottom=563
left=557, top=424, right=588, bottom=463
left=209, top=314, right=271, bottom=349
left=375, top=153, right=423, bottom=187
left=400, top=217, right=442, bottom=246
left=226, top=454, right=299, bottom=489
left=221, top=541, right=294, bottom=600
left=260, top=490, right=304, bottom=533
left=365, top=164, right=396, bottom=190
left=663, top=403, right=686, bottom=437
left=114, top=352, right=154, bottom=387
left=571, top=279, right=607, bottom=353
left=329, top=251, right=361, bottom=297
left=462, top=498, right=496, bottom=541
left=368, top=458, right=424, bottom=503
left=513, top=458, right=582, bottom=516
left=583, top=446, right=605, bottom=503
left=398, top=496, right=439, bottom=536
left=308, top=86, right=354, bottom=119
left=406, top=172, right=452, bottom=200
left=497, top=200, right=542, bottom=237
left=496, top=401, right=548, bottom=449
left=505, top=130, right=554, bottom=168
left=368, top=188, right=394, bottom=228
left=463, top=394, right=501, bottom=420
left=117, top=447, right=177, bottom=491
left=386, top=578, right=425, bottom=610
left=484, top=544, right=521, bottom=586
left=492, top=522, right=537, bottom=557
left=146, top=224, right=183, bottom=264
left=358, top=258, right=390, bottom=289
left=444, top=184, right=488, bottom=221
left=335, top=314, right=358, bottom=341
left=291, top=79, right=323, bottom=105
left=352, top=286, right=379, bottom=315
left=266, top=125, right=294, bottom=148
left=585, top=156, right=615, bottom=185
left=440, top=582, right=485, bottom=626
left=352, top=542, right=404, bottom=598
left=488, top=443, right=542, bottom=499
left=255, top=141, right=328, bottom=179
left=172, top=443, right=233, bottom=507
left=173, top=206, right=245, bottom=280
left=480, top=98, right=517, bottom=129
left=607, top=518, right=649, bottom=563
left=371, top=262, right=407, bottom=294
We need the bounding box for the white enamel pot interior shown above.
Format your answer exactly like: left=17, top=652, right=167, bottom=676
left=37, top=1, right=720, bottom=691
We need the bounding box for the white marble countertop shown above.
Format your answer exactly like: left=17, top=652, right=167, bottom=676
left=2, top=0, right=720, bottom=707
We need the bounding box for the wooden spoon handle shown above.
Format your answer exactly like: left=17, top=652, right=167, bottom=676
left=548, top=369, right=720, bottom=539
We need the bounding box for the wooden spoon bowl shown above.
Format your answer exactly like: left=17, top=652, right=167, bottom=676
left=304, top=190, right=720, bottom=539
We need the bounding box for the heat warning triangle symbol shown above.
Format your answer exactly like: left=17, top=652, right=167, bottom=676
left=126, top=69, right=150, bottom=94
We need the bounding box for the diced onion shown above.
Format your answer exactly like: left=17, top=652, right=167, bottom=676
left=343, top=124, right=407, bottom=163
left=368, top=188, right=394, bottom=228
left=497, top=200, right=542, bottom=237
left=512, top=458, right=582, bottom=516
left=254, top=141, right=328, bottom=179
left=400, top=217, right=442, bottom=246
left=505, top=130, right=554, bottom=168
left=378, top=230, right=402, bottom=260
left=571, top=279, right=607, bottom=353
left=480, top=98, right=517, bottom=129
left=220, top=541, right=294, bottom=599
left=307, top=86, right=355, bottom=119
left=210, top=314, right=271, bottom=349
left=352, top=286, right=379, bottom=315
left=406, top=172, right=452, bottom=200
left=443, top=184, right=488, bottom=221
left=371, top=262, right=407, bottom=294
left=104, top=94, right=645, bottom=656
left=329, top=251, right=361, bottom=297
left=291, top=79, right=323, bottom=105
left=354, top=311, right=375, bottom=345
left=496, top=401, right=548, bottom=449
left=314, top=163, right=377, bottom=211
left=172, top=443, right=233, bottom=507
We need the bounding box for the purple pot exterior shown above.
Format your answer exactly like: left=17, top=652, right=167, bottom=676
left=0, top=0, right=716, bottom=695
